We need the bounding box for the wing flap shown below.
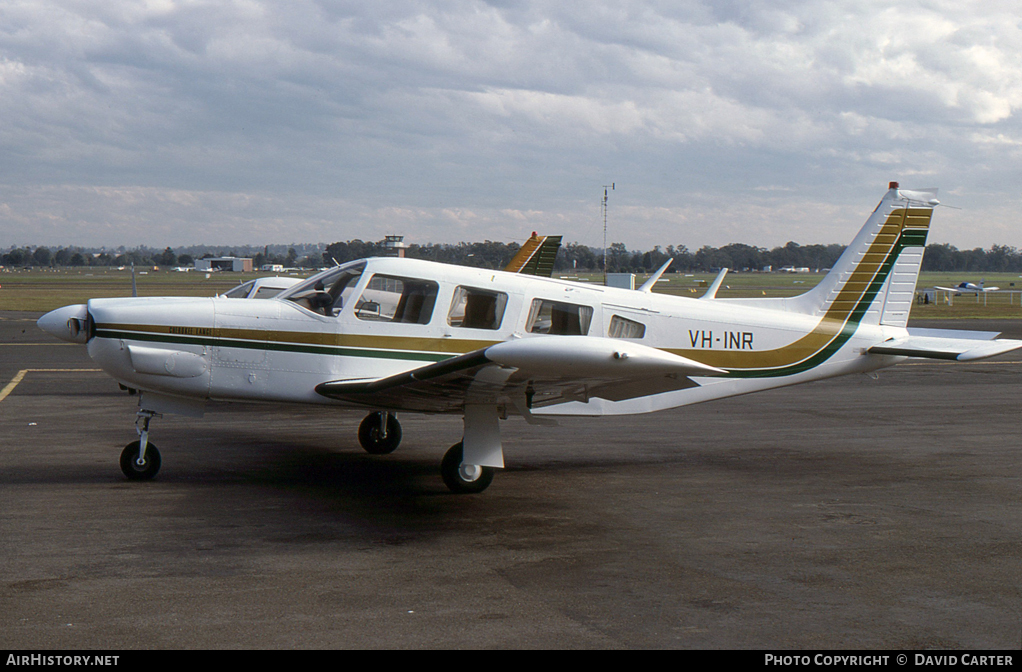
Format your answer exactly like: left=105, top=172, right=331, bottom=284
left=315, top=336, right=725, bottom=413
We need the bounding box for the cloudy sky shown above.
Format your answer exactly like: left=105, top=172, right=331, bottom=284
left=2, top=0, right=1022, bottom=251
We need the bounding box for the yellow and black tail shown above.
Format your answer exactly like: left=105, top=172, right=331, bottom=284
left=504, top=233, right=562, bottom=277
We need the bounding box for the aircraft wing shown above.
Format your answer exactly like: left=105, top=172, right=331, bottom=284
left=868, top=328, right=1022, bottom=361
left=315, top=336, right=725, bottom=413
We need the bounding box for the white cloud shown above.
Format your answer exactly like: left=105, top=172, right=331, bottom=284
left=2, top=0, right=1022, bottom=251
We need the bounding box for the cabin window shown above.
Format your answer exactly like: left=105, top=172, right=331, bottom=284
left=355, top=274, right=439, bottom=324
left=526, top=299, right=593, bottom=335
left=282, top=262, right=365, bottom=316
left=448, top=287, right=508, bottom=330
left=608, top=315, right=646, bottom=339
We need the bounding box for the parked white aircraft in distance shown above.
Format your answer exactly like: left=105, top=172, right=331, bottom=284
left=37, top=182, right=1022, bottom=493
left=935, top=280, right=1001, bottom=294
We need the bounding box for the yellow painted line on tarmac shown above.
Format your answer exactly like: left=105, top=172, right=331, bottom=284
left=0, top=368, right=103, bottom=404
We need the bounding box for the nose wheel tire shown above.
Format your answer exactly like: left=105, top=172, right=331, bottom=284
left=120, top=440, right=161, bottom=481
left=358, top=412, right=402, bottom=455
left=441, top=442, right=494, bottom=494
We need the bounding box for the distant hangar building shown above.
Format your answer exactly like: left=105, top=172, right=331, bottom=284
left=194, top=257, right=253, bottom=272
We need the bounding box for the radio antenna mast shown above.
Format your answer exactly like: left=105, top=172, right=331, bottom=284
left=602, top=182, right=614, bottom=285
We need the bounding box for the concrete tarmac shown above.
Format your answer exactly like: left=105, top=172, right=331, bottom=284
left=2, top=312, right=1021, bottom=649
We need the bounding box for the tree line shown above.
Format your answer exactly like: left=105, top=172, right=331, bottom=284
left=318, top=239, right=1022, bottom=274
left=0, top=245, right=314, bottom=270
left=5, top=240, right=1022, bottom=274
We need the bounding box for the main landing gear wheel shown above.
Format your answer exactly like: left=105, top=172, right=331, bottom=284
left=120, top=440, right=161, bottom=481
left=358, top=412, right=402, bottom=455
left=441, top=442, right=494, bottom=494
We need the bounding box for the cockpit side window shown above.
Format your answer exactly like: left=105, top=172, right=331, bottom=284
left=283, top=262, right=365, bottom=316
left=448, top=287, right=508, bottom=330
left=355, top=275, right=440, bottom=324
left=526, top=299, right=593, bottom=335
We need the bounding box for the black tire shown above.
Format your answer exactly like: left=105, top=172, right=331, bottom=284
left=120, top=440, right=161, bottom=481
left=441, top=442, right=494, bottom=494
left=358, top=412, right=402, bottom=455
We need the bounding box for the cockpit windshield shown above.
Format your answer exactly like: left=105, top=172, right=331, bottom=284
left=222, top=280, right=255, bottom=299
left=278, top=261, right=366, bottom=316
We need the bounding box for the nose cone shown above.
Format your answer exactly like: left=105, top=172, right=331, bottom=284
left=37, top=304, right=90, bottom=343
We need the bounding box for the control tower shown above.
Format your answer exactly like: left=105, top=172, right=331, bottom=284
left=383, top=235, right=409, bottom=258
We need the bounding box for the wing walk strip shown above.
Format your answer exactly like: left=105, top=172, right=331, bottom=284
left=0, top=368, right=103, bottom=404
left=316, top=350, right=493, bottom=396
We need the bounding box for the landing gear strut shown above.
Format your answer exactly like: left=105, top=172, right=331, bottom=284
left=355, top=407, right=500, bottom=493
left=358, top=411, right=402, bottom=455
left=120, top=409, right=162, bottom=480
left=441, top=442, right=494, bottom=494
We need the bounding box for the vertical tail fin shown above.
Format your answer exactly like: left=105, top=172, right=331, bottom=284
left=505, top=233, right=563, bottom=277
left=788, top=183, right=936, bottom=328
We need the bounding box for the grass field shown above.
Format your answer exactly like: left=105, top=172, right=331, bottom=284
left=3, top=266, right=1022, bottom=318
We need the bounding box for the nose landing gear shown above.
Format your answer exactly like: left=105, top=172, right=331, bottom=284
left=120, top=409, right=161, bottom=481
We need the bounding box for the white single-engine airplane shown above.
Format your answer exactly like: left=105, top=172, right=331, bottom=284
left=37, top=183, right=1022, bottom=493
left=935, top=280, right=1001, bottom=294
